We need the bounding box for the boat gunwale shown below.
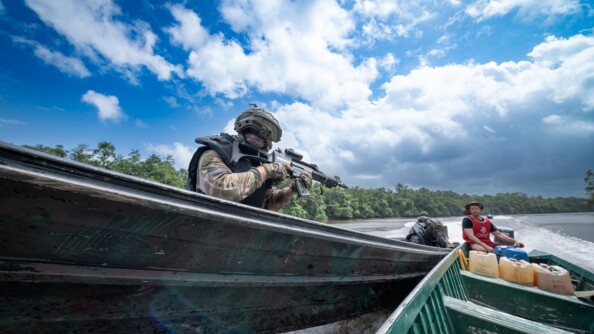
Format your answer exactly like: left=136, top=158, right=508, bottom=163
left=461, top=270, right=592, bottom=305
left=0, top=141, right=449, bottom=255
left=375, top=244, right=464, bottom=333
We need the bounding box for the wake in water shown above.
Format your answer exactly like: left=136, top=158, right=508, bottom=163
left=507, top=215, right=594, bottom=273
left=375, top=215, right=594, bottom=272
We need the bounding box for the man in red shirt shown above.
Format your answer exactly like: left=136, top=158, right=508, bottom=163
left=462, top=201, right=524, bottom=252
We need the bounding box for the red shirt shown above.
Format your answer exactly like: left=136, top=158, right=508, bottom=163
left=462, top=215, right=497, bottom=247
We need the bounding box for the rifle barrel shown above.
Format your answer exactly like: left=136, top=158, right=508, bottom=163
left=312, top=171, right=348, bottom=189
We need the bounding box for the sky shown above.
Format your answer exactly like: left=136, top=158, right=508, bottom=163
left=0, top=0, right=593, bottom=198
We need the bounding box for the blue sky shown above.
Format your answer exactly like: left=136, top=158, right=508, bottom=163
left=1, top=0, right=593, bottom=198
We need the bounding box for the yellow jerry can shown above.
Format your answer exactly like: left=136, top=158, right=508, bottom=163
left=532, top=263, right=574, bottom=295
left=469, top=251, right=499, bottom=278
left=499, top=257, right=534, bottom=285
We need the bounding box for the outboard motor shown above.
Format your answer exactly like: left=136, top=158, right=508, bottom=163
left=494, top=226, right=515, bottom=245
left=441, top=225, right=449, bottom=239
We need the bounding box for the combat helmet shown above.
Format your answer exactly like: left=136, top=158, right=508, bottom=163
left=426, top=218, right=444, bottom=237
left=234, top=104, right=282, bottom=142
left=426, top=218, right=443, bottom=230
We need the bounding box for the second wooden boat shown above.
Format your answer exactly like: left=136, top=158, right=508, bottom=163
left=377, top=244, right=593, bottom=334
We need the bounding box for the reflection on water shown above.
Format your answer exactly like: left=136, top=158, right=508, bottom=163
left=331, top=212, right=594, bottom=272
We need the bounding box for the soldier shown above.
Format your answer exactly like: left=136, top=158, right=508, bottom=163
left=407, top=218, right=455, bottom=248
left=187, top=104, right=312, bottom=211
left=416, top=211, right=429, bottom=224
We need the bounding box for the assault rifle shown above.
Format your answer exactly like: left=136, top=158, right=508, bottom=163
left=231, top=140, right=348, bottom=197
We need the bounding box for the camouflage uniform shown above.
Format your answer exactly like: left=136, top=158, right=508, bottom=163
left=197, top=149, right=294, bottom=211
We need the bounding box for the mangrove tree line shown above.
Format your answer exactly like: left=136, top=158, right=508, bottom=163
left=23, top=142, right=594, bottom=222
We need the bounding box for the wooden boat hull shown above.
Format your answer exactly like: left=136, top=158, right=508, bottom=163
left=0, top=142, right=448, bottom=333
left=377, top=243, right=594, bottom=334
left=0, top=262, right=419, bottom=333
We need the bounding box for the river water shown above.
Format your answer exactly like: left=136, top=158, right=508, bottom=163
left=330, top=212, right=594, bottom=272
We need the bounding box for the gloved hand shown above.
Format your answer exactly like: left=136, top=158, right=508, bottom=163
left=262, top=162, right=289, bottom=182
left=299, top=172, right=312, bottom=190
left=291, top=172, right=312, bottom=193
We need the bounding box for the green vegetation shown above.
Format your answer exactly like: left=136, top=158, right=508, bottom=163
left=281, top=184, right=593, bottom=222
left=23, top=142, right=187, bottom=189
left=24, top=143, right=594, bottom=222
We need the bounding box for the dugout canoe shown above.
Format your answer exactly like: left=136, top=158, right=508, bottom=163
left=376, top=244, right=594, bottom=334
left=0, top=141, right=450, bottom=333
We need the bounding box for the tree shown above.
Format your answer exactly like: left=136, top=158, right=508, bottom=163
left=23, top=144, right=67, bottom=157
left=324, top=188, right=354, bottom=219
left=94, top=141, right=116, bottom=167
left=69, top=144, right=95, bottom=165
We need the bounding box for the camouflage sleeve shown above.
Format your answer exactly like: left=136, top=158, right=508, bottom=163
left=197, top=149, right=263, bottom=202
left=263, top=187, right=295, bottom=211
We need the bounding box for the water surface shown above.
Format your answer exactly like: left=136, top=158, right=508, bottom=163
left=330, top=212, right=594, bottom=272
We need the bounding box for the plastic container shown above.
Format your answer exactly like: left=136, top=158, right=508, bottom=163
left=503, top=248, right=528, bottom=261
left=499, top=257, right=534, bottom=285
left=469, top=251, right=499, bottom=278
left=532, top=263, right=574, bottom=295
left=493, top=245, right=512, bottom=259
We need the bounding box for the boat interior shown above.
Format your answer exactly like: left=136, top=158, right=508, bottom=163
left=376, top=244, right=594, bottom=334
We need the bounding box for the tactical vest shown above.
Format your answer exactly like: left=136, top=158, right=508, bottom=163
left=186, top=133, right=274, bottom=208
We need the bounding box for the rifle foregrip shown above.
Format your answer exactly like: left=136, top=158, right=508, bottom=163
left=294, top=180, right=310, bottom=197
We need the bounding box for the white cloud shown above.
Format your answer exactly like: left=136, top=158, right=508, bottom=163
left=165, top=1, right=376, bottom=108
left=163, top=96, right=179, bottom=108
left=32, top=45, right=90, bottom=78
left=165, top=4, right=210, bottom=51
left=465, top=0, right=582, bottom=23
left=528, top=35, right=594, bottom=110
left=353, top=0, right=436, bottom=40
left=379, top=53, right=400, bottom=74
left=168, top=28, right=593, bottom=196
left=12, top=37, right=91, bottom=78
left=145, top=142, right=194, bottom=170
left=543, top=114, right=562, bottom=125
left=148, top=30, right=593, bottom=195
left=81, top=90, right=126, bottom=122
left=25, top=0, right=181, bottom=81
left=135, top=119, right=148, bottom=128
left=0, top=118, right=26, bottom=126
left=269, top=33, right=594, bottom=195
left=483, top=125, right=496, bottom=134
left=542, top=114, right=594, bottom=135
